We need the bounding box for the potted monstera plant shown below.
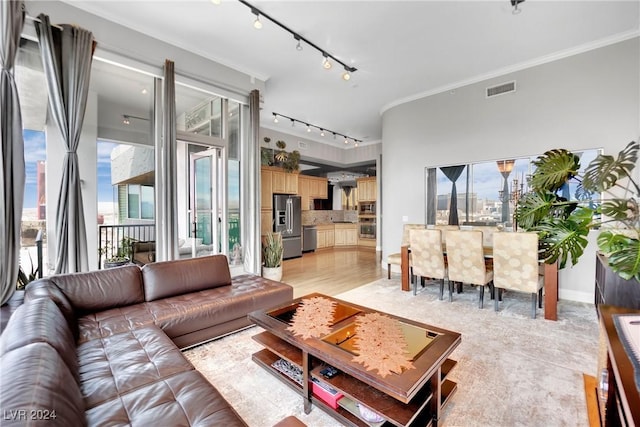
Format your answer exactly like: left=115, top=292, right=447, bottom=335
left=516, top=141, right=639, bottom=281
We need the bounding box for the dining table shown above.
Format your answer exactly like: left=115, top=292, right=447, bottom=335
left=399, top=244, right=559, bottom=321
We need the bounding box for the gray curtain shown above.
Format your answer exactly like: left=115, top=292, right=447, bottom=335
left=440, top=165, right=465, bottom=225
left=426, top=168, right=436, bottom=225
left=155, top=60, right=178, bottom=261
left=243, top=89, right=261, bottom=274
left=35, top=14, right=95, bottom=274
left=0, top=0, right=25, bottom=305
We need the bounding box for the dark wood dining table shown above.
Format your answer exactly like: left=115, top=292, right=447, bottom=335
left=399, top=245, right=558, bottom=321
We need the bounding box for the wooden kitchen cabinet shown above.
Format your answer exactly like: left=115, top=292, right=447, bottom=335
left=269, top=167, right=298, bottom=194
left=317, top=225, right=334, bottom=249
left=260, top=210, right=272, bottom=235
left=334, top=224, right=358, bottom=246
left=298, top=175, right=328, bottom=210
left=357, top=177, right=376, bottom=202
left=261, top=168, right=273, bottom=211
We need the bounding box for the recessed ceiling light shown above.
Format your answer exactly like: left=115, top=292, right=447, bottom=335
left=141, top=88, right=148, bottom=94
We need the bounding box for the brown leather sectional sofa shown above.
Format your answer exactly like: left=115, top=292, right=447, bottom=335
left=0, top=255, right=293, bottom=426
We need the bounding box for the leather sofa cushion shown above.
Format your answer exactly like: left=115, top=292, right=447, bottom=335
left=148, top=274, right=293, bottom=340
left=85, top=370, right=247, bottom=426
left=46, top=265, right=145, bottom=314
left=0, top=298, right=78, bottom=380
left=142, top=255, right=232, bottom=302
left=24, top=279, right=78, bottom=339
left=0, top=342, right=86, bottom=426
left=77, top=303, right=156, bottom=344
left=77, top=325, right=194, bottom=409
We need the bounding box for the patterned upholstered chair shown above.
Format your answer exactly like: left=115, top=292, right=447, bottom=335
left=493, top=231, right=544, bottom=318
left=434, top=225, right=460, bottom=245
left=445, top=230, right=494, bottom=307
left=409, top=229, right=448, bottom=300
left=386, top=224, right=424, bottom=280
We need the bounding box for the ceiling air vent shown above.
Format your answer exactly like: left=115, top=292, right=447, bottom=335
left=298, top=141, right=308, bottom=150
left=486, top=81, right=516, bottom=98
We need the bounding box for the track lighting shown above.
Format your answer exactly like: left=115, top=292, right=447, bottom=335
left=251, top=8, right=262, bottom=29
left=271, top=112, right=362, bottom=146
left=320, top=129, right=325, bottom=137
left=122, top=114, right=149, bottom=125
left=306, top=125, right=311, bottom=132
left=123, top=115, right=130, bottom=125
left=273, top=114, right=278, bottom=123
left=322, top=54, right=332, bottom=70
left=238, top=1, right=357, bottom=80
left=511, top=0, right=524, bottom=14
left=344, top=138, right=349, bottom=144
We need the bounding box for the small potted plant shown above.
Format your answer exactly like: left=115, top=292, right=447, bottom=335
left=262, top=231, right=283, bottom=281
left=101, top=237, right=134, bottom=269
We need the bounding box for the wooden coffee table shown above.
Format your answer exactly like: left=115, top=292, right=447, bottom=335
left=248, top=293, right=461, bottom=426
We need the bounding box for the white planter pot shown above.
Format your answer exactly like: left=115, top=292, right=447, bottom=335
left=262, top=266, right=283, bottom=281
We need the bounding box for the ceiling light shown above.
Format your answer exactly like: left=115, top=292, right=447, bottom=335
left=306, top=125, right=311, bottom=133
left=342, top=70, right=351, bottom=81
left=291, top=119, right=295, bottom=127
left=294, top=35, right=303, bottom=51
left=272, top=112, right=361, bottom=147
left=251, top=8, right=262, bottom=29
left=344, top=138, right=349, bottom=144
left=141, top=88, right=148, bottom=94
left=320, top=129, right=325, bottom=137
left=354, top=141, right=359, bottom=147
left=273, top=114, right=278, bottom=123
left=122, top=115, right=130, bottom=125
left=511, top=0, right=524, bottom=15
left=211, top=0, right=221, bottom=4
left=322, top=54, right=332, bottom=70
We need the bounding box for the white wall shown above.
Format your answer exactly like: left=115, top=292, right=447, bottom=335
left=381, top=38, right=640, bottom=302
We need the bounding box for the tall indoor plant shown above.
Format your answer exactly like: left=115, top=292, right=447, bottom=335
left=262, top=231, right=283, bottom=281
left=516, top=141, right=639, bottom=281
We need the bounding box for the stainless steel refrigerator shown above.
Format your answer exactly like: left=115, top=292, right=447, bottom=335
left=273, top=194, right=302, bottom=259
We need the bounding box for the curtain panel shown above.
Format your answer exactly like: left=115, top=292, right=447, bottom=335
left=243, top=89, right=261, bottom=274
left=440, top=165, right=466, bottom=225
left=35, top=14, right=96, bottom=274
left=0, top=0, right=26, bottom=305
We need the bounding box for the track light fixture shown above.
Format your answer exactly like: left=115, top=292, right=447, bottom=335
left=122, top=114, right=149, bottom=125
left=511, top=0, right=525, bottom=14
left=251, top=8, right=262, bottom=29
left=273, top=113, right=278, bottom=123
left=238, top=0, right=357, bottom=80
left=272, top=112, right=362, bottom=146
left=322, top=54, right=332, bottom=70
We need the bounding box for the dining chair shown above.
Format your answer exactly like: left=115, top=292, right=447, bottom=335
left=409, top=229, right=448, bottom=300
left=493, top=231, right=544, bottom=318
left=434, top=225, right=460, bottom=245
left=445, top=230, right=494, bottom=307
left=386, top=224, right=424, bottom=280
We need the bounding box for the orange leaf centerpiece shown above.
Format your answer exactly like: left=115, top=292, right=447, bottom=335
left=287, top=296, right=337, bottom=339
left=351, top=313, right=415, bottom=377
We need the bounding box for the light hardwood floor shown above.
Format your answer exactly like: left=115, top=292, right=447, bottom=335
left=281, top=247, right=384, bottom=298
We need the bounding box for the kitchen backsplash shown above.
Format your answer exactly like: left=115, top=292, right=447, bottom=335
left=302, top=210, right=358, bottom=225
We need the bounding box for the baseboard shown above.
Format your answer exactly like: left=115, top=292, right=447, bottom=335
left=558, top=289, right=593, bottom=304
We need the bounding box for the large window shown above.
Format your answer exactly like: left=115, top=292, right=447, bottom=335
left=425, top=149, right=600, bottom=226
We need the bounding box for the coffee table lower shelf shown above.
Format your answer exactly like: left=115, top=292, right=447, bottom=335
left=251, top=331, right=458, bottom=427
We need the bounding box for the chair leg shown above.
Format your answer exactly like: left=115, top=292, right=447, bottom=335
left=439, top=279, right=444, bottom=300
left=448, top=280, right=453, bottom=302
left=387, top=264, right=391, bottom=280
left=494, top=287, right=499, bottom=312
left=479, top=285, right=485, bottom=309
left=420, top=276, right=425, bottom=287
left=413, top=277, right=418, bottom=296
left=531, top=293, right=537, bottom=319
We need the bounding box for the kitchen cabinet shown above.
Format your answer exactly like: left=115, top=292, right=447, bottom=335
left=334, top=224, right=358, bottom=246
left=298, top=175, right=328, bottom=210
left=260, top=210, right=272, bottom=235
left=357, top=177, right=376, bottom=202
left=269, top=167, right=298, bottom=194
left=316, top=225, right=334, bottom=249
left=261, top=168, right=273, bottom=211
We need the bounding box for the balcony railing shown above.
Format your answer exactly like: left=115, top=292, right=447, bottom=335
left=98, top=224, right=155, bottom=269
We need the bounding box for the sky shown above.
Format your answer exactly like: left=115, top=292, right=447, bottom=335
left=23, top=130, right=240, bottom=211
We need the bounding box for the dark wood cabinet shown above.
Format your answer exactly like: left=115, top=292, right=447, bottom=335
left=595, top=253, right=640, bottom=311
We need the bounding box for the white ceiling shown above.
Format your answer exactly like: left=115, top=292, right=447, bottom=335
left=58, top=1, right=640, bottom=148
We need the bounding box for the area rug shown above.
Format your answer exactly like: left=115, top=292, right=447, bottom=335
left=183, top=278, right=598, bottom=426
